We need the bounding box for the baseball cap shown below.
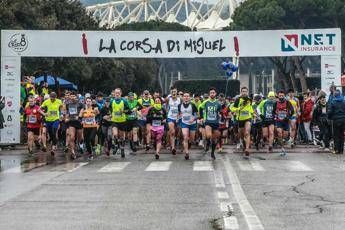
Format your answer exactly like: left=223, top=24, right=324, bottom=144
left=268, top=91, right=275, bottom=98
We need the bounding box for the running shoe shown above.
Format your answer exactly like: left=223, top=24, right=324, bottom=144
left=211, top=151, right=216, bottom=160
left=280, top=147, right=287, bottom=157
left=95, top=144, right=101, bottom=155
left=70, top=152, right=76, bottom=160
left=113, top=145, right=118, bottom=155
left=205, top=140, right=210, bottom=152
left=64, top=146, right=69, bottom=153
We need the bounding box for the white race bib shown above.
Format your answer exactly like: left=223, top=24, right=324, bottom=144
left=28, top=115, right=37, bottom=124
left=152, top=120, right=162, bottom=127
left=84, top=117, right=95, bottom=125
left=69, top=105, right=77, bottom=115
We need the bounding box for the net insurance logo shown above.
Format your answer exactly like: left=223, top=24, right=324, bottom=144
left=281, top=33, right=336, bottom=52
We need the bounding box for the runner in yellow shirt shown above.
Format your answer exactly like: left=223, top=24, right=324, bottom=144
left=41, top=92, right=63, bottom=156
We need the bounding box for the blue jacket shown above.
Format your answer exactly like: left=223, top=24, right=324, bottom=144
left=327, top=96, right=345, bottom=120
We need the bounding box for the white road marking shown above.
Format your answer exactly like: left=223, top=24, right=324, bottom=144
left=2, top=162, right=47, bottom=173
left=217, top=191, right=230, bottom=199
left=286, top=161, right=313, bottom=171
left=193, top=161, right=214, bottom=171
left=67, top=162, right=88, bottom=172
left=220, top=202, right=233, bottom=212
left=237, top=161, right=265, bottom=171
left=50, top=162, right=88, bottom=172
left=98, top=162, right=130, bottom=173
left=224, top=156, right=265, bottom=230
left=2, top=166, right=21, bottom=173
left=213, top=168, right=226, bottom=188
left=224, top=216, right=239, bottom=230
left=145, top=161, right=172, bottom=171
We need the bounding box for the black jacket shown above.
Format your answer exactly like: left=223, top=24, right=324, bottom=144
left=312, top=103, right=328, bottom=124
left=327, top=98, right=345, bottom=121
left=0, top=100, right=4, bottom=129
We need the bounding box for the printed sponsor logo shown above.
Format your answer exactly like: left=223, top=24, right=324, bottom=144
left=4, top=65, right=14, bottom=70
left=8, top=33, right=28, bottom=53
left=281, top=33, right=336, bottom=52
left=7, top=100, right=12, bottom=107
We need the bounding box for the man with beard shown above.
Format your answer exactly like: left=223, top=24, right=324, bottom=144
left=65, top=92, right=84, bottom=159
left=199, top=88, right=222, bottom=160
left=231, top=87, right=253, bottom=159
left=275, top=90, right=294, bottom=156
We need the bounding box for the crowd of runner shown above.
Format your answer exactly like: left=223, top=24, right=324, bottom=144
left=21, top=83, right=345, bottom=161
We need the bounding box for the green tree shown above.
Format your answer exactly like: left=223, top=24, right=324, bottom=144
left=0, top=0, right=160, bottom=94
left=230, top=0, right=345, bottom=92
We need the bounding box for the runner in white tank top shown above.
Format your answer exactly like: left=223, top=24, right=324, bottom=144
left=166, top=87, right=181, bottom=155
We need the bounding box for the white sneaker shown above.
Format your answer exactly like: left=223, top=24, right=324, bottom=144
left=198, top=140, right=204, bottom=147
left=313, top=140, right=318, bottom=146
left=236, top=143, right=241, bottom=150
left=79, top=143, right=85, bottom=151
left=324, top=148, right=330, bottom=152
left=280, top=147, right=287, bottom=156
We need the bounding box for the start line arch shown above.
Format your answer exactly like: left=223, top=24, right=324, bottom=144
left=0, top=28, right=342, bottom=144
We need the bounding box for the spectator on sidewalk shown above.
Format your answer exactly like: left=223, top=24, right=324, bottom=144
left=327, top=89, right=345, bottom=154
left=302, top=92, right=314, bottom=144
left=312, top=95, right=330, bottom=150
left=0, top=96, right=5, bottom=129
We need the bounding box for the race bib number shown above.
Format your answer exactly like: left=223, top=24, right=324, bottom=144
left=265, top=106, right=273, bottom=119
left=84, top=117, right=95, bottom=125
left=182, top=115, right=191, bottom=123
left=69, top=105, right=77, bottom=115
left=171, top=108, right=178, bottom=115
left=28, top=115, right=37, bottom=124
left=152, top=120, right=161, bottom=127
left=208, top=112, right=217, bottom=121
left=114, top=111, right=122, bottom=117
left=278, top=112, right=287, bottom=120
left=49, top=111, right=58, bottom=117
left=207, top=107, right=217, bottom=121
left=129, top=111, right=136, bottom=118
left=240, top=111, right=249, bottom=117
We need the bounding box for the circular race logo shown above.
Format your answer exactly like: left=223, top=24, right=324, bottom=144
left=8, top=33, right=28, bottom=53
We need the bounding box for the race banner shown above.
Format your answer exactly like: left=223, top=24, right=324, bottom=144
left=0, top=56, right=21, bottom=144
left=1, top=28, right=341, bottom=58
left=0, top=28, right=342, bottom=144
left=321, top=55, right=342, bottom=94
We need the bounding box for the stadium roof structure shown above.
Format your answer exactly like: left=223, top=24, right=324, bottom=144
left=85, top=0, right=243, bottom=30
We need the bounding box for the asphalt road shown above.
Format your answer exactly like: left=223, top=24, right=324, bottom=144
left=0, top=145, right=344, bottom=230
